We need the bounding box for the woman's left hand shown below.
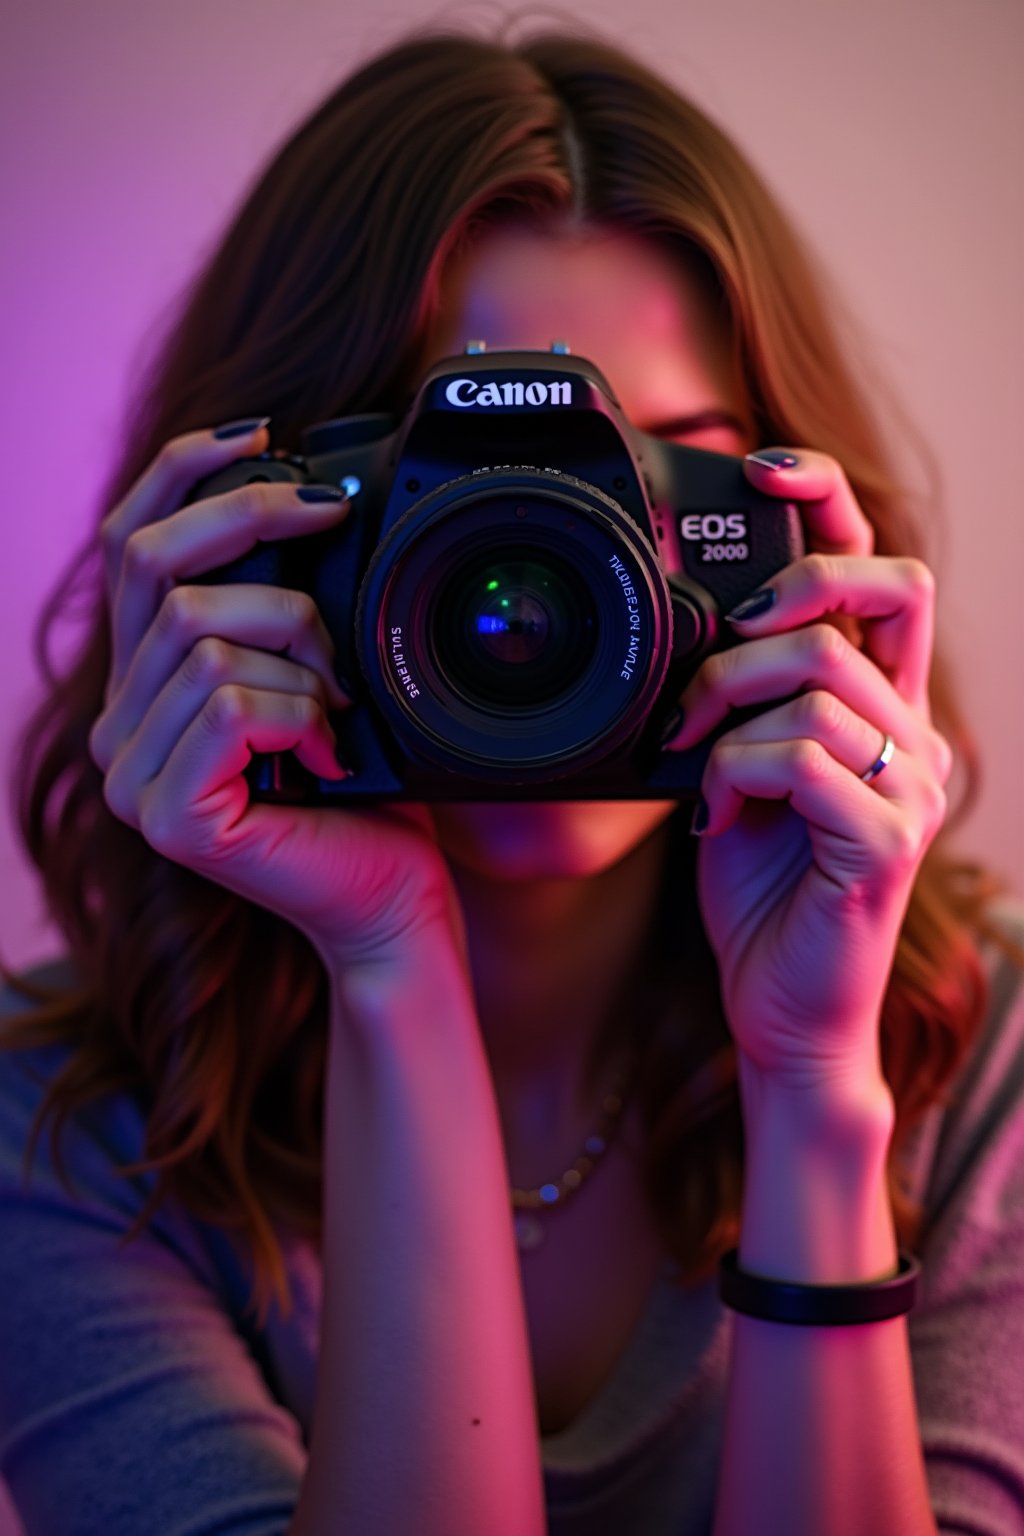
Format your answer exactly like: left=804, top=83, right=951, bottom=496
left=663, top=448, right=953, bottom=1101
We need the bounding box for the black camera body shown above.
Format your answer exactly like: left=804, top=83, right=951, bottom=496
left=185, top=347, right=804, bottom=801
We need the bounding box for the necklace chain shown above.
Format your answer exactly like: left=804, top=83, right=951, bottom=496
left=511, top=1046, right=641, bottom=1252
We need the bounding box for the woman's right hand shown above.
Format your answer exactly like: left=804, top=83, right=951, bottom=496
left=88, top=419, right=467, bottom=976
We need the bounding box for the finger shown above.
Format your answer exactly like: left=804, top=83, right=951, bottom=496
left=110, top=685, right=344, bottom=848
left=665, top=622, right=951, bottom=788
left=704, top=689, right=947, bottom=829
left=695, top=736, right=947, bottom=882
left=743, top=448, right=874, bottom=558
left=96, top=639, right=345, bottom=800
left=100, top=421, right=271, bottom=603
left=92, top=584, right=349, bottom=771
left=110, top=482, right=350, bottom=690
left=724, top=551, right=937, bottom=714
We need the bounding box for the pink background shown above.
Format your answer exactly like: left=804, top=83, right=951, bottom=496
left=1, top=2, right=1021, bottom=1531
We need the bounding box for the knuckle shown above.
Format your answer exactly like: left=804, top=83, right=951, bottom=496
left=224, top=482, right=265, bottom=531
left=158, top=584, right=204, bottom=642
left=922, top=777, right=948, bottom=833
left=888, top=814, right=925, bottom=867
left=281, top=587, right=321, bottom=634
left=798, top=689, right=843, bottom=736
left=297, top=662, right=324, bottom=698
left=222, top=485, right=260, bottom=534
left=98, top=515, right=123, bottom=563
left=204, top=683, right=250, bottom=731
left=930, top=729, right=954, bottom=785
left=156, top=433, right=204, bottom=480
left=803, top=551, right=841, bottom=592
left=137, top=792, right=175, bottom=854
left=185, top=635, right=235, bottom=687
left=154, top=435, right=184, bottom=471
left=807, top=621, right=849, bottom=670
left=792, top=737, right=831, bottom=779
left=101, top=763, right=136, bottom=827
left=901, top=557, right=936, bottom=600
left=88, top=712, right=111, bottom=772
left=291, top=691, right=322, bottom=727
left=703, top=646, right=736, bottom=691
left=122, top=527, right=160, bottom=581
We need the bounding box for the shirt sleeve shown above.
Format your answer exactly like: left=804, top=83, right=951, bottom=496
left=907, top=900, right=1024, bottom=1536
left=0, top=1027, right=307, bottom=1536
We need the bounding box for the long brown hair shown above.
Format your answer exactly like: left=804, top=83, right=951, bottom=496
left=3, top=25, right=1021, bottom=1328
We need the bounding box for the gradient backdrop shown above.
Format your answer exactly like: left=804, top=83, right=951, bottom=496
left=1, top=2, right=1022, bottom=1530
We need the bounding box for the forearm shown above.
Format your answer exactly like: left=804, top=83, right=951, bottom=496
left=712, top=1062, right=937, bottom=1536
left=289, top=929, right=545, bottom=1536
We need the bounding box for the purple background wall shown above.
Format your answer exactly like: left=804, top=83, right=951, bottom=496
left=1, top=3, right=1022, bottom=1532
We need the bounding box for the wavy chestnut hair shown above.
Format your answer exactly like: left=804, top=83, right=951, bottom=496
left=3, top=24, right=1021, bottom=1329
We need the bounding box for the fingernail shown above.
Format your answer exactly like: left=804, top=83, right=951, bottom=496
left=213, top=416, right=271, bottom=440
left=690, top=795, right=709, bottom=836
left=658, top=705, right=685, bottom=746
left=295, top=484, right=348, bottom=503
left=725, top=586, right=777, bottom=623
left=746, top=449, right=799, bottom=471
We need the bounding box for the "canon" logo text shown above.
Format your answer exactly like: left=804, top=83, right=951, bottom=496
left=445, top=378, right=572, bottom=408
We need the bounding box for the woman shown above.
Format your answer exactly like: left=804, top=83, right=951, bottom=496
left=1, top=26, right=1022, bottom=1536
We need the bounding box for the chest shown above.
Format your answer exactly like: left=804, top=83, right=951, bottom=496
left=516, top=1110, right=668, bottom=1437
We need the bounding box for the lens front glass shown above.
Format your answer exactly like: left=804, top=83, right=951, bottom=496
left=429, top=545, right=599, bottom=708
left=358, top=473, right=672, bottom=777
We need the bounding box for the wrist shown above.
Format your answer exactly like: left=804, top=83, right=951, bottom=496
left=737, top=1050, right=895, bottom=1159
left=736, top=1057, right=897, bottom=1286
left=322, top=919, right=477, bottom=1034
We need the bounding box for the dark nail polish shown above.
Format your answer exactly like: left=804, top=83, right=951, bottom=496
left=746, top=449, right=799, bottom=471
left=658, top=706, right=685, bottom=746
left=725, top=586, right=777, bottom=623
left=213, top=416, right=271, bottom=440
left=295, top=484, right=347, bottom=502
left=690, top=795, right=709, bottom=836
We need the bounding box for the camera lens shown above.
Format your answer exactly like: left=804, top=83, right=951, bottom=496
left=429, top=547, right=598, bottom=707
left=356, top=468, right=674, bottom=780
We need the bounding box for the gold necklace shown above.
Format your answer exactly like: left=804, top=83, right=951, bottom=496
left=510, top=1045, right=641, bottom=1252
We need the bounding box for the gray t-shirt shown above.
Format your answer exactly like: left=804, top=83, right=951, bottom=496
left=1, top=897, right=1023, bottom=1536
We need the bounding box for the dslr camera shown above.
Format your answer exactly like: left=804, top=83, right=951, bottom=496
left=185, top=345, right=803, bottom=801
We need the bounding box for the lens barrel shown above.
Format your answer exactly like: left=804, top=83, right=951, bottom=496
left=354, top=468, right=673, bottom=782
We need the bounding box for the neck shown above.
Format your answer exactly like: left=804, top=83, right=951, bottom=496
left=445, top=817, right=674, bottom=1157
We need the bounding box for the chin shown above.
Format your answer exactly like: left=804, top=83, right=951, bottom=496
left=428, top=798, right=678, bottom=881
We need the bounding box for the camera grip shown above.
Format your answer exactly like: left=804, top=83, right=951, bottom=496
left=184, top=454, right=314, bottom=800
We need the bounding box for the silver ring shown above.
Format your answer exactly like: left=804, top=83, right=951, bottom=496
left=860, top=732, right=895, bottom=782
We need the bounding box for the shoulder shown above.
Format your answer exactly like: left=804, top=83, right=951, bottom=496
left=905, top=899, right=1024, bottom=1536
left=0, top=957, right=159, bottom=1235
left=0, top=952, right=160, bottom=1197
left=0, top=952, right=81, bottom=1020
left=0, top=953, right=84, bottom=1050
left=0, top=958, right=165, bottom=1210
left=0, top=956, right=238, bottom=1298
left=0, top=962, right=308, bottom=1536
left=0, top=954, right=155, bottom=1247
left=951, top=893, right=1024, bottom=1106
left=0, top=955, right=83, bottom=1134
left=975, top=893, right=1024, bottom=1021
left=912, top=893, right=1024, bottom=1248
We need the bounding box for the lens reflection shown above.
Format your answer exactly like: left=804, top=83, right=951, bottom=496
left=430, top=547, right=598, bottom=707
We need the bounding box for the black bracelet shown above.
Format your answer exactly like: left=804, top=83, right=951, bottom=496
left=718, top=1247, right=920, bottom=1325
